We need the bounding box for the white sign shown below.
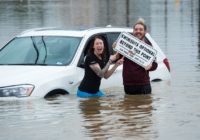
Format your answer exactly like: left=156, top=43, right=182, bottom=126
left=114, top=32, right=157, bottom=68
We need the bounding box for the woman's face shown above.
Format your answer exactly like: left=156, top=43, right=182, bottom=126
left=93, top=38, right=104, bottom=55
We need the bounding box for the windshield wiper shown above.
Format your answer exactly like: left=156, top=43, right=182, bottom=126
left=31, top=36, right=39, bottom=64
left=41, top=36, right=48, bottom=63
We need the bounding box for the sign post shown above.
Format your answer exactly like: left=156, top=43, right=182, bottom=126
left=114, top=32, right=157, bottom=68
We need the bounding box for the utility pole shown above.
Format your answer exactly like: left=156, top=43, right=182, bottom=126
left=126, top=0, right=129, bottom=26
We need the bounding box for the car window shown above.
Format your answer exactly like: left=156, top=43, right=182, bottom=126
left=43, top=36, right=81, bottom=65
left=0, top=37, right=38, bottom=64
left=77, top=34, right=110, bottom=68
left=106, top=33, right=121, bottom=55
left=0, top=36, right=81, bottom=65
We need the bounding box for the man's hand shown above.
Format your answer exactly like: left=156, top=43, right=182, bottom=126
left=144, top=63, right=152, bottom=70
left=112, top=41, right=117, bottom=48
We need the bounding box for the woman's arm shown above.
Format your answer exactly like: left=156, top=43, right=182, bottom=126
left=89, top=59, right=112, bottom=78
left=104, top=57, right=124, bottom=79
left=89, top=54, right=122, bottom=78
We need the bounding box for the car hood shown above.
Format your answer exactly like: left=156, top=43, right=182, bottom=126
left=0, top=65, right=73, bottom=87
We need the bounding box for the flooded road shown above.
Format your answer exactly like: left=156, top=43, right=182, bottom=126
left=0, top=0, right=200, bottom=140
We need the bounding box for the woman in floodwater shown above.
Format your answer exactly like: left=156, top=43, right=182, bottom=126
left=77, top=35, right=123, bottom=97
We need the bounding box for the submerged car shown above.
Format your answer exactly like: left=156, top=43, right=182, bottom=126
left=0, top=27, right=171, bottom=98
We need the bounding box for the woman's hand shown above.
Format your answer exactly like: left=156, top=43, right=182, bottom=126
left=109, top=54, right=117, bottom=63
left=115, top=57, right=124, bottom=66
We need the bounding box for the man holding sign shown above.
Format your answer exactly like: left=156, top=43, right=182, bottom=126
left=114, top=18, right=158, bottom=95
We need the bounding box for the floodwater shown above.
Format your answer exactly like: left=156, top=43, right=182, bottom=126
left=0, top=0, right=200, bottom=140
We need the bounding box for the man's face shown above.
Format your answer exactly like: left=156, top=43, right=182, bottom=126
left=133, top=24, right=146, bottom=40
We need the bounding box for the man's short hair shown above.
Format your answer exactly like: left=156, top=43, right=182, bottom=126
left=133, top=18, right=147, bottom=31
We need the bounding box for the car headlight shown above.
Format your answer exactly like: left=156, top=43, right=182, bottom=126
left=0, top=84, right=34, bottom=97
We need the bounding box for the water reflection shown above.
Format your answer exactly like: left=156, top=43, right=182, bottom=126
left=199, top=1, right=200, bottom=61
left=79, top=98, right=107, bottom=139
left=79, top=94, right=156, bottom=139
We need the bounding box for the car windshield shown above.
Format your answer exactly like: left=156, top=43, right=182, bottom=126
left=0, top=36, right=82, bottom=65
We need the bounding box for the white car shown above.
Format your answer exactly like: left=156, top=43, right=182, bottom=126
left=0, top=27, right=171, bottom=98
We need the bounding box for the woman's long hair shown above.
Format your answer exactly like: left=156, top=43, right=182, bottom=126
left=88, top=35, right=107, bottom=61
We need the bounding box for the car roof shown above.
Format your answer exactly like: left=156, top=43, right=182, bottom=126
left=17, top=26, right=133, bottom=37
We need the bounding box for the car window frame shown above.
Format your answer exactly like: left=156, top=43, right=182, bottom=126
left=77, top=33, right=111, bottom=68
